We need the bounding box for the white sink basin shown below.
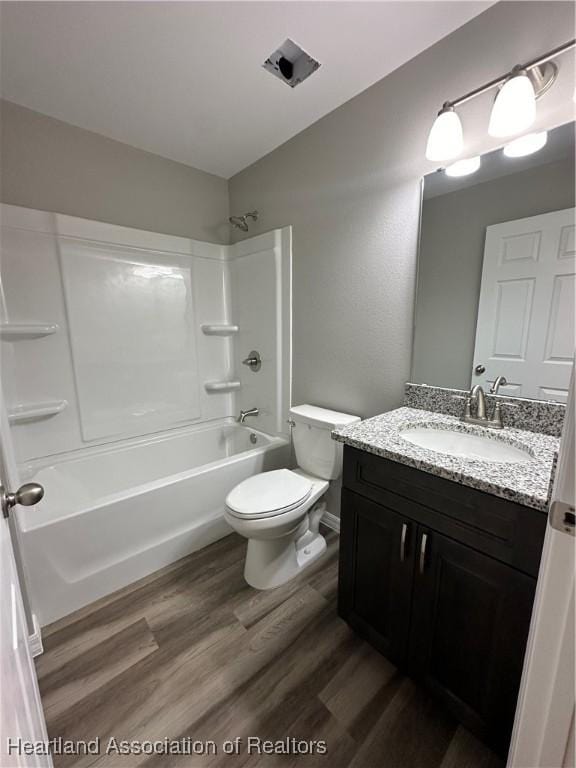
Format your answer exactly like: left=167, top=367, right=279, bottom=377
left=399, top=427, right=533, bottom=463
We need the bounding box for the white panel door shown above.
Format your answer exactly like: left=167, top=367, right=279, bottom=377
left=509, top=369, right=575, bottom=767
left=0, top=386, right=51, bottom=767
left=473, top=208, right=575, bottom=402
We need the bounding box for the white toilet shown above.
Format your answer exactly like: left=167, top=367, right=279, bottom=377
left=225, top=404, right=360, bottom=589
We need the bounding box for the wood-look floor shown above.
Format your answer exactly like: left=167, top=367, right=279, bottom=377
left=37, top=531, right=504, bottom=768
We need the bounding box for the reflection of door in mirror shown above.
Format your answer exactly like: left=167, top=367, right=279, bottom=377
left=473, top=208, right=575, bottom=403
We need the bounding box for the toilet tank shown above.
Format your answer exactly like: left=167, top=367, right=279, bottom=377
left=289, top=405, right=361, bottom=480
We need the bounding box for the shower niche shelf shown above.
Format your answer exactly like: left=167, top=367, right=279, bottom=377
left=204, top=381, right=241, bottom=394
left=201, top=324, right=239, bottom=337
left=8, top=399, right=68, bottom=425
left=0, top=323, right=59, bottom=341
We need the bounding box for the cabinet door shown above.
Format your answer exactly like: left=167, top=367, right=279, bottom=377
left=409, top=527, right=536, bottom=753
left=338, top=489, right=415, bottom=666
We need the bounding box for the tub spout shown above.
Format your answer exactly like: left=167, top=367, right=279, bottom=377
left=238, top=408, right=259, bottom=424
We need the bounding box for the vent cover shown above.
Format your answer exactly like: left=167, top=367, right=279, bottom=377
left=263, top=39, right=320, bottom=89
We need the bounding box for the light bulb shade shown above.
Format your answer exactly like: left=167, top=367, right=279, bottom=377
left=488, top=73, right=536, bottom=138
left=503, top=131, right=548, bottom=158
left=445, top=155, right=481, bottom=177
left=426, top=108, right=463, bottom=161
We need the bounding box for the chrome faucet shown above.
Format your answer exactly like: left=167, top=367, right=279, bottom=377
left=238, top=407, right=259, bottom=424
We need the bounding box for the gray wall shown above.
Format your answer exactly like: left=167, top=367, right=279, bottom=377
left=0, top=100, right=230, bottom=243
left=413, top=159, right=575, bottom=389
left=229, top=1, right=575, bottom=418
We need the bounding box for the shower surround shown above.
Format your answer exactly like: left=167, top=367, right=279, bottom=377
left=0, top=204, right=292, bottom=625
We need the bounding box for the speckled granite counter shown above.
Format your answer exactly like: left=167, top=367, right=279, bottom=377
left=332, top=407, right=559, bottom=511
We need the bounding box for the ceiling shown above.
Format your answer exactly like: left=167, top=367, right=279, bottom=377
left=0, top=1, right=492, bottom=179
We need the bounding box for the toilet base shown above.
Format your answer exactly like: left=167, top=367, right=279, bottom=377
left=244, top=517, right=327, bottom=590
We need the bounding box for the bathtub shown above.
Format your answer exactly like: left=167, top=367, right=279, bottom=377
left=17, top=422, right=290, bottom=626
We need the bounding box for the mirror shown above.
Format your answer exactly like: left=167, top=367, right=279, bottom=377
left=412, top=121, right=575, bottom=403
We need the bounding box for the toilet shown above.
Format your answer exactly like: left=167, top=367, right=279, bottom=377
left=225, top=404, right=360, bottom=589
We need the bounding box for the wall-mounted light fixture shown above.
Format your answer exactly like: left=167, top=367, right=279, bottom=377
left=488, top=69, right=537, bottom=138
left=426, top=106, right=463, bottom=161
left=425, top=39, right=575, bottom=162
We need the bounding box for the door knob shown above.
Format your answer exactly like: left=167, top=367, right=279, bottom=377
left=1, top=482, right=44, bottom=519
left=474, top=364, right=486, bottom=375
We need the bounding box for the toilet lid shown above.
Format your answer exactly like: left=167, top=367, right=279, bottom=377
left=226, top=469, right=312, bottom=517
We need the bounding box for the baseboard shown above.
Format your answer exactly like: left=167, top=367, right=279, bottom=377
left=29, top=613, right=44, bottom=658
left=321, top=511, right=340, bottom=533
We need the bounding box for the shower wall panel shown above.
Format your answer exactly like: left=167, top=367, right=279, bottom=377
left=0, top=205, right=233, bottom=461
left=0, top=204, right=291, bottom=465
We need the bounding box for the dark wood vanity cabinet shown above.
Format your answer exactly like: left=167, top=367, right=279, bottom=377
left=338, top=446, right=547, bottom=755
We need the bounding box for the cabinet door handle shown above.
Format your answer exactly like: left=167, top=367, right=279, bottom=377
left=400, top=523, right=408, bottom=562
left=419, top=532, right=428, bottom=575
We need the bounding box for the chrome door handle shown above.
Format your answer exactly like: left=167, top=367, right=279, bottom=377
left=400, top=523, right=408, bottom=562
left=1, top=483, right=44, bottom=519
left=419, top=532, right=428, bottom=575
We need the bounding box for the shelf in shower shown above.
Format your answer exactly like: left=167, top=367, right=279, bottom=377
left=201, top=324, right=239, bottom=336
left=204, top=380, right=241, bottom=394
left=8, top=399, right=68, bottom=425
left=0, top=323, right=59, bottom=341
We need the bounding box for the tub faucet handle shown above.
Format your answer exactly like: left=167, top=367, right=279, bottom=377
left=1, top=482, right=44, bottom=518
left=242, top=350, right=262, bottom=372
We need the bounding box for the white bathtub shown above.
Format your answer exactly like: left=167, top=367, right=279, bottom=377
left=17, top=422, right=290, bottom=626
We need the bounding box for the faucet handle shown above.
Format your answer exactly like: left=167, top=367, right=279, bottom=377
left=242, top=350, right=262, bottom=372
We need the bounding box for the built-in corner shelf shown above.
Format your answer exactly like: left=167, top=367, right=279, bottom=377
left=201, top=324, right=239, bottom=337
left=204, top=381, right=241, bottom=394
left=0, top=323, right=59, bottom=341
left=8, top=400, right=68, bottom=425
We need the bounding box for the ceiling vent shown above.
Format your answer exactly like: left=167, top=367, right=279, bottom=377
left=263, top=39, right=320, bottom=89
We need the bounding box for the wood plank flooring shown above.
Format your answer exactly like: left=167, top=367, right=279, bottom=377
left=37, top=531, right=504, bottom=768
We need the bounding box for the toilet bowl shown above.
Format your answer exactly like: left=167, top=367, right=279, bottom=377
left=225, top=404, right=360, bottom=590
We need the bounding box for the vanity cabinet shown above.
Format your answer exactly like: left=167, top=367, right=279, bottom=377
left=338, top=446, right=547, bottom=754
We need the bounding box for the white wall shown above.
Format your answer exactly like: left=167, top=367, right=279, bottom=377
left=229, top=1, right=576, bottom=419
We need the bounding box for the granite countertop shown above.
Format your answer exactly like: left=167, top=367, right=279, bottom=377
left=332, top=407, right=559, bottom=511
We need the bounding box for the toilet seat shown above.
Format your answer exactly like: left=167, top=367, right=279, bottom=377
left=225, top=469, right=312, bottom=519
